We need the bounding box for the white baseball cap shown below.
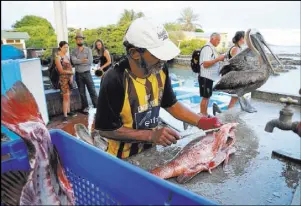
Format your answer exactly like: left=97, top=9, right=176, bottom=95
left=124, top=17, right=180, bottom=61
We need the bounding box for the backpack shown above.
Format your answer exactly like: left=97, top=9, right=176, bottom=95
left=48, top=56, right=61, bottom=90
left=190, top=45, right=213, bottom=74
left=226, top=45, right=235, bottom=60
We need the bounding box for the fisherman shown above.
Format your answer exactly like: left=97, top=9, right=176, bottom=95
left=94, top=17, right=223, bottom=159
left=71, top=31, right=98, bottom=114
left=198, top=32, right=225, bottom=116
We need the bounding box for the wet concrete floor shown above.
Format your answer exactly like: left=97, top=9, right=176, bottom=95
left=47, top=108, right=96, bottom=137
left=47, top=99, right=301, bottom=205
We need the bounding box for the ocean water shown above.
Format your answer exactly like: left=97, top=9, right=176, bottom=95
left=169, top=65, right=301, bottom=96
left=258, top=65, right=301, bottom=96
left=269, top=45, right=301, bottom=55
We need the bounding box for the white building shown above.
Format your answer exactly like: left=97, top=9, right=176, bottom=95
left=1, top=30, right=30, bottom=57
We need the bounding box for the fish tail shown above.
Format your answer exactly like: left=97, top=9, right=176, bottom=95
left=149, top=161, right=180, bottom=180
left=177, top=164, right=207, bottom=184
left=1, top=81, right=44, bottom=135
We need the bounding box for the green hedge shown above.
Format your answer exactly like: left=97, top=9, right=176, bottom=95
left=179, top=39, right=207, bottom=55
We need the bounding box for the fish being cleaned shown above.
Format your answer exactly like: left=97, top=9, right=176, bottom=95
left=150, top=123, right=238, bottom=184
left=74, top=123, right=94, bottom=145
left=74, top=123, right=108, bottom=151
left=1, top=81, right=75, bottom=205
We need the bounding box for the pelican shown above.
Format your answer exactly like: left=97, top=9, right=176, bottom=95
left=213, top=29, right=283, bottom=113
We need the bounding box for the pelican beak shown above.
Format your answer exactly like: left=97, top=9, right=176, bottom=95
left=255, top=32, right=284, bottom=70
left=246, top=29, right=260, bottom=56
left=246, top=29, right=277, bottom=74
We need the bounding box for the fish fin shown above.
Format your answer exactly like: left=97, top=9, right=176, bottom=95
left=20, top=179, right=38, bottom=205
left=177, top=172, right=197, bottom=184
left=1, top=81, right=44, bottom=136
left=208, top=168, right=212, bottom=174
left=176, top=165, right=207, bottom=184
left=223, top=147, right=236, bottom=170
left=238, top=96, right=257, bottom=113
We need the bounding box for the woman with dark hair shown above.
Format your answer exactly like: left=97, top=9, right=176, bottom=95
left=226, top=31, right=246, bottom=109
left=228, top=31, right=245, bottom=59
left=55, top=41, right=77, bottom=122
left=93, top=39, right=112, bottom=76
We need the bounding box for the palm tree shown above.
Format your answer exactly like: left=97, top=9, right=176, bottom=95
left=118, top=9, right=145, bottom=25
left=136, top=12, right=145, bottom=18
left=177, top=7, right=201, bottom=32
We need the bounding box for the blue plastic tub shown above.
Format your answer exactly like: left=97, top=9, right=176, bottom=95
left=1, top=125, right=30, bottom=174
left=1, top=128, right=217, bottom=205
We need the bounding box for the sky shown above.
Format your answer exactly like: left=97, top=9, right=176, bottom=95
left=1, top=1, right=300, bottom=46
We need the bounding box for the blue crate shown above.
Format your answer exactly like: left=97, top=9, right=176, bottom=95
left=1, top=125, right=30, bottom=174
left=2, top=128, right=217, bottom=205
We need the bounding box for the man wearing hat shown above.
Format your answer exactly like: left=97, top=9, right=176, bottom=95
left=94, top=17, right=222, bottom=159
left=71, top=31, right=98, bottom=114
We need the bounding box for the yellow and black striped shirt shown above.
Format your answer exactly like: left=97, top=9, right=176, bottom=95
left=95, top=58, right=177, bottom=159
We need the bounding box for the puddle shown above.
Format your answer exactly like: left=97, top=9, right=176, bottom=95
left=47, top=107, right=97, bottom=136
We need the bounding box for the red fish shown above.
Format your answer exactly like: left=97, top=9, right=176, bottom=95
left=150, top=123, right=238, bottom=183
left=1, top=81, right=75, bottom=205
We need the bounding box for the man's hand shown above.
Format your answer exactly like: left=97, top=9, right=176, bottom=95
left=216, top=54, right=225, bottom=62
left=197, top=116, right=223, bottom=130
left=81, top=58, right=88, bottom=63
left=151, top=127, right=181, bottom=147
left=203, top=54, right=225, bottom=68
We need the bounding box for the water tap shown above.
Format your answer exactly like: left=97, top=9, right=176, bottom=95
left=265, top=97, right=301, bottom=137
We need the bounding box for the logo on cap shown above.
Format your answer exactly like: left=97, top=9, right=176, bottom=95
left=157, top=30, right=168, bottom=41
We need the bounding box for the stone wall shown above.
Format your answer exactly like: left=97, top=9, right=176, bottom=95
left=46, top=88, right=82, bottom=117
left=171, top=57, right=300, bottom=67
left=252, top=90, right=301, bottom=106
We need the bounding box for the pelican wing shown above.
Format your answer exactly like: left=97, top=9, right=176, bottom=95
left=220, top=48, right=257, bottom=76
left=228, top=48, right=253, bottom=64
left=214, top=70, right=266, bottom=91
